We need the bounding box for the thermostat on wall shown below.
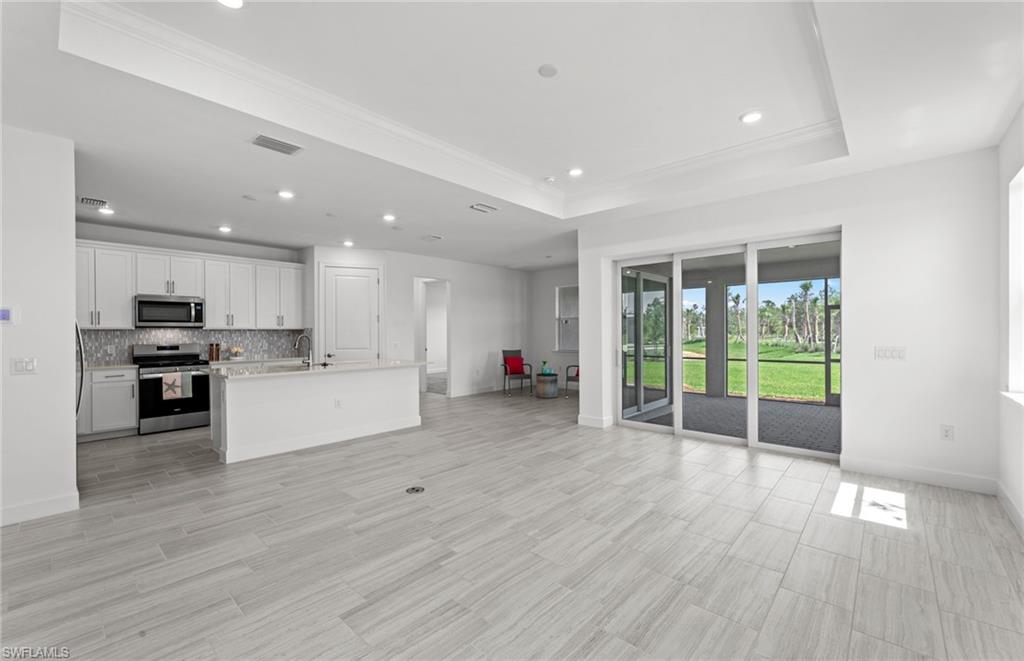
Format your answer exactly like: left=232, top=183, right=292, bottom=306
left=0, top=306, right=19, bottom=325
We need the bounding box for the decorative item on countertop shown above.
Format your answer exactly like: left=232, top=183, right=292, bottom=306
left=540, top=360, right=555, bottom=376
left=227, top=346, right=245, bottom=360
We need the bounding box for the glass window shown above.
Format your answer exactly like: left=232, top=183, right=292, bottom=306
left=556, top=285, right=579, bottom=351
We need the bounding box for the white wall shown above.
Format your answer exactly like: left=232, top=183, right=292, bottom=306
left=424, top=280, right=448, bottom=373
left=1, top=126, right=79, bottom=524
left=578, top=148, right=1001, bottom=493
left=997, top=103, right=1024, bottom=529
left=527, top=265, right=579, bottom=379
left=309, top=247, right=528, bottom=397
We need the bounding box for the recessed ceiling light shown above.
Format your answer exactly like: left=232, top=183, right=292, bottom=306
left=707, top=280, right=713, bottom=284
left=382, top=214, right=396, bottom=222
left=277, top=190, right=295, bottom=199
left=218, top=225, right=232, bottom=233
left=568, top=168, right=583, bottom=178
left=739, top=110, right=763, bottom=125
left=98, top=207, right=114, bottom=215
left=538, top=64, right=559, bottom=78
left=343, top=240, right=354, bottom=248
left=218, top=0, right=244, bottom=9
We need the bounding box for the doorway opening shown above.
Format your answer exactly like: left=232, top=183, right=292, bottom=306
left=414, top=277, right=450, bottom=396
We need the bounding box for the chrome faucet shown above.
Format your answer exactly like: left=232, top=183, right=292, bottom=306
left=294, top=333, right=313, bottom=367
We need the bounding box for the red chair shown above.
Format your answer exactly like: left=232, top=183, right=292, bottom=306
left=501, top=349, right=533, bottom=395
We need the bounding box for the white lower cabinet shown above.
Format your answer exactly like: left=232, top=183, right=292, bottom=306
left=79, top=368, right=138, bottom=437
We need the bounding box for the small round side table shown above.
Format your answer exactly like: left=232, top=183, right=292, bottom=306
left=535, top=374, right=559, bottom=399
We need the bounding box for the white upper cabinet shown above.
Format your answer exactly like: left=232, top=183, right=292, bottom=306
left=76, top=247, right=96, bottom=328
left=77, top=240, right=302, bottom=331
left=255, top=265, right=280, bottom=329
left=279, top=266, right=304, bottom=329
left=136, top=252, right=171, bottom=295
left=170, top=256, right=204, bottom=297
left=229, top=262, right=256, bottom=329
left=137, top=253, right=204, bottom=296
left=92, top=248, right=135, bottom=328
left=205, top=260, right=256, bottom=329
left=205, top=260, right=231, bottom=329
left=255, top=265, right=304, bottom=329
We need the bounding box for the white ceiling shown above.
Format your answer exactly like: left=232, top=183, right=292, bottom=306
left=115, top=1, right=841, bottom=187
left=2, top=2, right=1021, bottom=270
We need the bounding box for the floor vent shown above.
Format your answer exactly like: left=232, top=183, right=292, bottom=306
left=251, top=134, right=303, bottom=155
left=79, top=196, right=108, bottom=207
left=406, top=486, right=425, bottom=494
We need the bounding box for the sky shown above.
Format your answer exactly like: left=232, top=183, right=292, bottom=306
left=682, top=278, right=840, bottom=310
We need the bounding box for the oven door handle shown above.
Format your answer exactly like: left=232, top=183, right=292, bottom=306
left=139, top=371, right=209, bottom=379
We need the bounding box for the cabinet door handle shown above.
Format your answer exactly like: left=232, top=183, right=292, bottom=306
left=171, top=281, right=176, bottom=294
left=165, top=280, right=169, bottom=293
left=104, top=374, right=126, bottom=378
left=89, top=310, right=94, bottom=325
left=97, top=310, right=101, bottom=326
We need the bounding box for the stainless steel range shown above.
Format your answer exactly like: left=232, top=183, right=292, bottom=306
left=133, top=343, right=210, bottom=434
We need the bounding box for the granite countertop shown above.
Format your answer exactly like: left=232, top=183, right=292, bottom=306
left=210, top=360, right=422, bottom=380
left=207, top=357, right=305, bottom=367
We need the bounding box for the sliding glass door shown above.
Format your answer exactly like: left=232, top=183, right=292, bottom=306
left=755, top=240, right=841, bottom=454
left=618, top=235, right=842, bottom=455
left=621, top=265, right=672, bottom=426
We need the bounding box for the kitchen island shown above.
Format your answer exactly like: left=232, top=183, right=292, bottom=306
left=209, top=360, right=422, bottom=464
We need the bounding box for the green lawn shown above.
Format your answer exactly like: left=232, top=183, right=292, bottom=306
left=627, top=339, right=841, bottom=402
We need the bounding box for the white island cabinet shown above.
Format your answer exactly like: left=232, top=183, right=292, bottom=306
left=209, top=360, right=421, bottom=464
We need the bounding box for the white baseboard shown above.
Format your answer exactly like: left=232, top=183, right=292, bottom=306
left=451, top=384, right=501, bottom=398
left=1, top=490, right=80, bottom=526
left=840, top=455, right=998, bottom=495
left=998, top=482, right=1024, bottom=534
left=578, top=414, right=613, bottom=428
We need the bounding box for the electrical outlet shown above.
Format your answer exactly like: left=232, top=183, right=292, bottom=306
left=334, top=398, right=343, bottom=409
left=940, top=424, right=955, bottom=442
left=874, top=346, right=907, bottom=361
left=9, top=357, right=36, bottom=375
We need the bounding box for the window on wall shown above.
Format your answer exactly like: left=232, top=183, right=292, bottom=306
left=556, top=285, right=579, bottom=351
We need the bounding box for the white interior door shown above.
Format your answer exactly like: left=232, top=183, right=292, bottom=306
left=323, top=266, right=380, bottom=362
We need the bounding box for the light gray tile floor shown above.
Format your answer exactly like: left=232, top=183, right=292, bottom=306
left=1, top=391, right=1021, bottom=659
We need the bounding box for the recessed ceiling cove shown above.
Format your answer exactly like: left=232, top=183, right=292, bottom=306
left=57, top=1, right=847, bottom=219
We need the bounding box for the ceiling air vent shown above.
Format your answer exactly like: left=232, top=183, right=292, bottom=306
left=79, top=196, right=108, bottom=207
left=469, top=202, right=498, bottom=214
left=251, top=134, right=303, bottom=156
left=421, top=234, right=444, bottom=242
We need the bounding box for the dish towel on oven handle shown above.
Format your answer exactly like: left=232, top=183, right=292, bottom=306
left=162, top=372, right=193, bottom=400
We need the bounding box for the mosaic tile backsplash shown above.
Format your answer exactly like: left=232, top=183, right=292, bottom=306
left=82, top=329, right=309, bottom=366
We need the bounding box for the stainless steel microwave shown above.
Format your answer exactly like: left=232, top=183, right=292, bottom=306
left=134, top=295, right=205, bottom=328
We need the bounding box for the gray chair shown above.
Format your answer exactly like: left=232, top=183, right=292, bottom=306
left=565, top=365, right=580, bottom=397
left=501, top=349, right=533, bottom=395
